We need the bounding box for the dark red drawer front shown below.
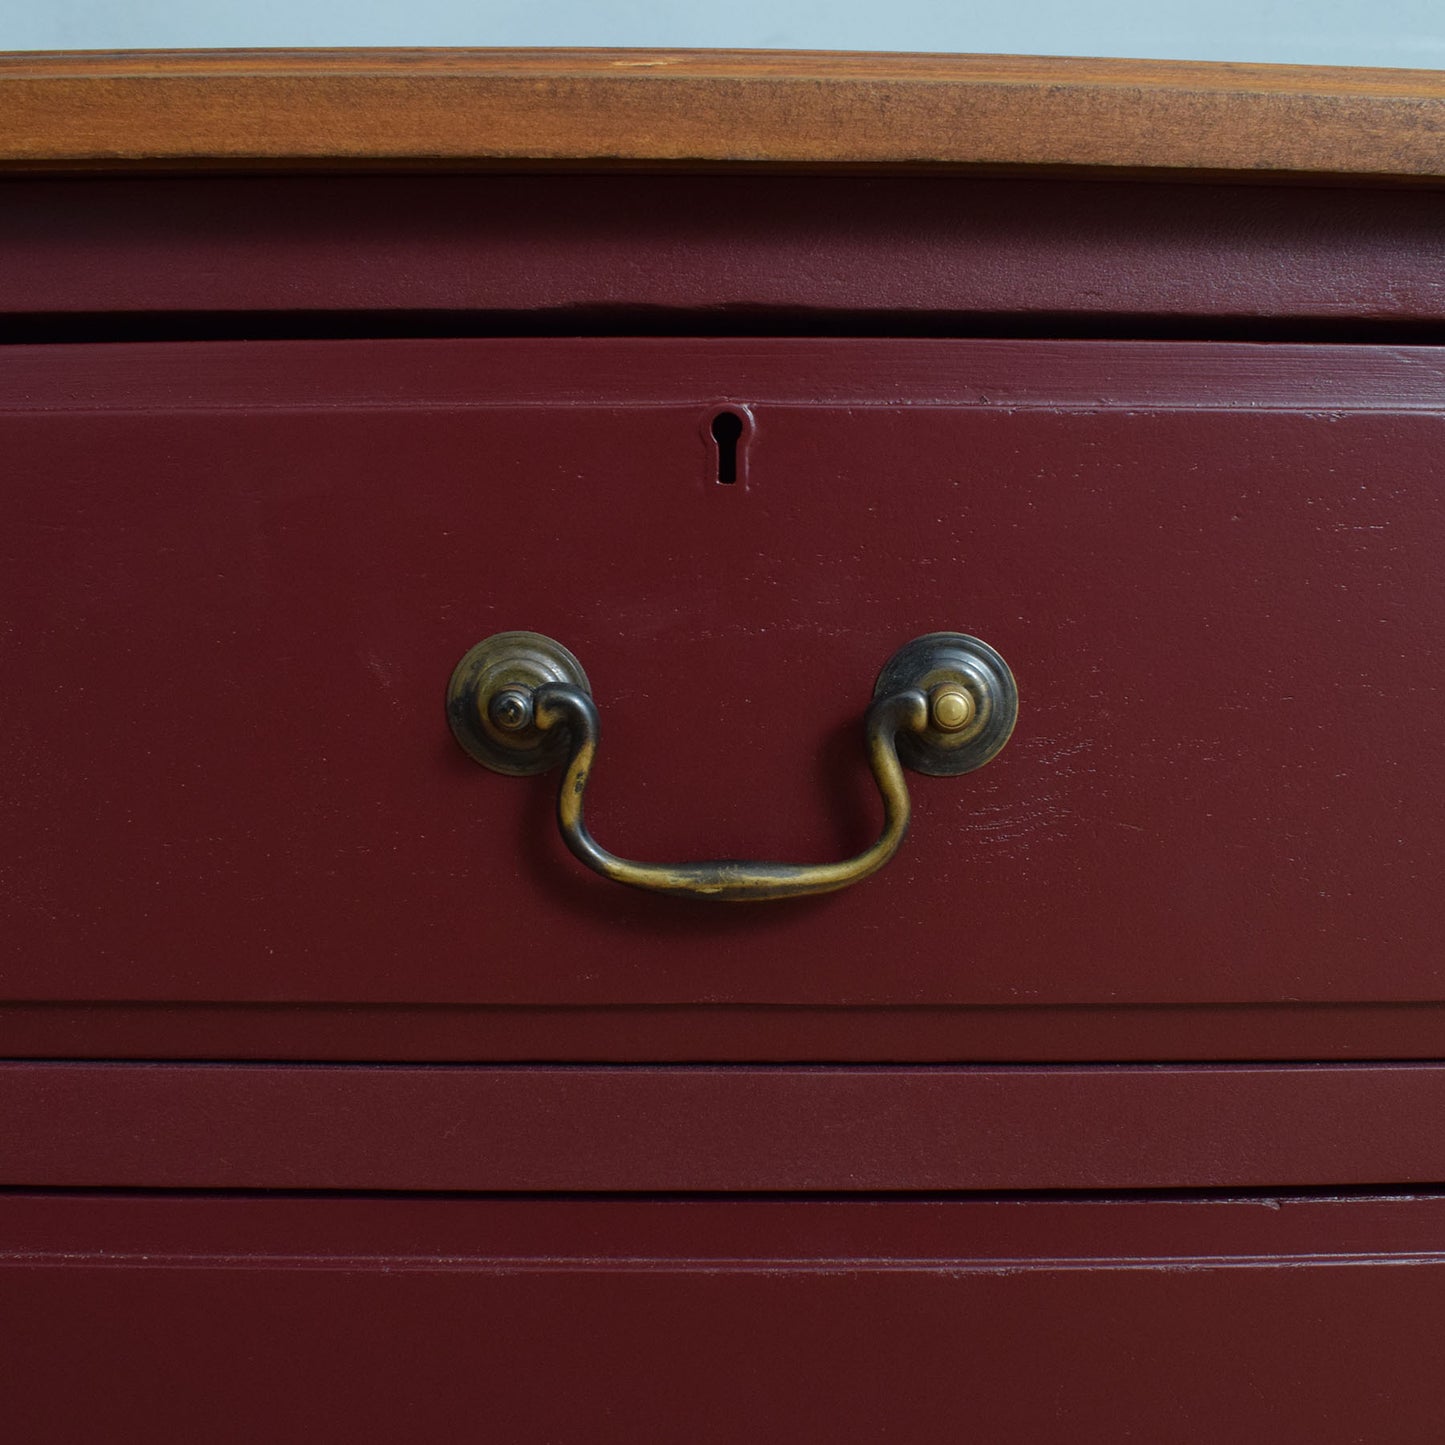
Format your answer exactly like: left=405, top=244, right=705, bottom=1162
left=8, top=1062, right=1445, bottom=1192
left=5, top=1194, right=1445, bottom=1444
left=4, top=338, right=1443, bottom=1012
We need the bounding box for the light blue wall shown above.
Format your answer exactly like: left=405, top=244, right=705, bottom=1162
left=4, top=0, right=1443, bottom=69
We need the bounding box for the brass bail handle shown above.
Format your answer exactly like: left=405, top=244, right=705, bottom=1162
left=446, top=631, right=1017, bottom=902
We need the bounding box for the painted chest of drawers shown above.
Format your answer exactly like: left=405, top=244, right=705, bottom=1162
left=4, top=49, right=1445, bottom=1441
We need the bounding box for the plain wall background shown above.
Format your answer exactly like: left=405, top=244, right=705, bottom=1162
left=4, top=0, right=1443, bottom=70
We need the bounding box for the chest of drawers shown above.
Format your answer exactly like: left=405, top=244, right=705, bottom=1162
left=4, top=49, right=1445, bottom=1442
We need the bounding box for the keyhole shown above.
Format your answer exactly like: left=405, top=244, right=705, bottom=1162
left=711, top=409, right=744, bottom=484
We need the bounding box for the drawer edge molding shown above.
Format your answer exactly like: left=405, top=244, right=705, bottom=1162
left=6, top=1062, right=1445, bottom=1192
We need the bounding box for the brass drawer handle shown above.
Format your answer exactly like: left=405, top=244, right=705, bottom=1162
left=447, top=631, right=1017, bottom=901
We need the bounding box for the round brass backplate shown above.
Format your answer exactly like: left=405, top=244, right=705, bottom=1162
left=446, top=631, right=591, bottom=776
left=873, top=632, right=1018, bottom=776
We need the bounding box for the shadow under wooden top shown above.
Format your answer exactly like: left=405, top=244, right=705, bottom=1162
left=2, top=48, right=1444, bottom=182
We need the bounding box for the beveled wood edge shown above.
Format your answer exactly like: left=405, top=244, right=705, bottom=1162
left=6, top=337, right=1445, bottom=415
left=2, top=48, right=1444, bottom=182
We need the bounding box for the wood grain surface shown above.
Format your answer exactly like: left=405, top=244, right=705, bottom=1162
left=2, top=48, right=1444, bottom=180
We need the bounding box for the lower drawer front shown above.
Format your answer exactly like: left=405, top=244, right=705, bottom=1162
left=5, top=1194, right=1444, bottom=1443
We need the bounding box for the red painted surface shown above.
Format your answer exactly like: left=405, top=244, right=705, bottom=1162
left=5, top=175, right=1445, bottom=327
left=9, top=999, right=1445, bottom=1062
left=4, top=169, right=1443, bottom=1438
left=8, top=158, right=1445, bottom=1445
left=16, top=1190, right=1445, bottom=1261
left=5, top=1193, right=1445, bottom=1443
left=5, top=339, right=1444, bottom=1027
left=8, top=1062, right=1445, bottom=1190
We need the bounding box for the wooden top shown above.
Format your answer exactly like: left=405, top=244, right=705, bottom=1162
left=2, top=48, right=1445, bottom=181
